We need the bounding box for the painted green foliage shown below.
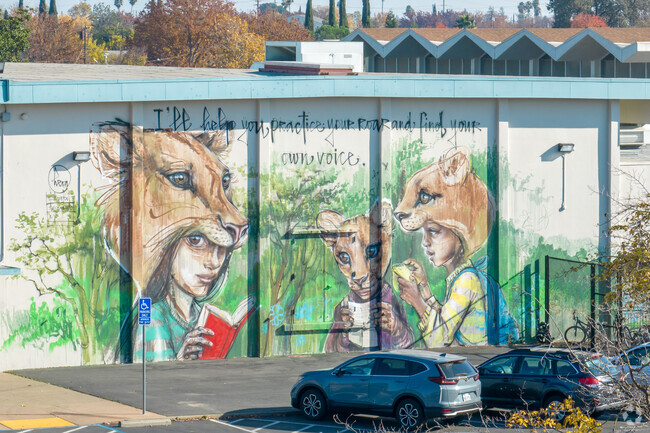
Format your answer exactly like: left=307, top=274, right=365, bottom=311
left=7, top=191, right=126, bottom=364
left=3, top=118, right=600, bottom=364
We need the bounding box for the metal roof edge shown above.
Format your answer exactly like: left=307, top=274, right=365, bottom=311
left=4, top=75, right=650, bottom=104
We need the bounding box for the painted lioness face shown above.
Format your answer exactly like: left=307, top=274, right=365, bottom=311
left=317, top=201, right=392, bottom=301
left=91, top=122, right=248, bottom=296
left=394, top=148, right=494, bottom=258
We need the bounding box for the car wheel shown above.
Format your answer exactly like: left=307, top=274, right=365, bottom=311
left=300, top=389, right=327, bottom=421
left=395, top=398, right=425, bottom=430
left=544, top=396, right=566, bottom=423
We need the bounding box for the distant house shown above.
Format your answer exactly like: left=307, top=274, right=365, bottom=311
left=343, top=27, right=650, bottom=78
left=288, top=12, right=323, bottom=30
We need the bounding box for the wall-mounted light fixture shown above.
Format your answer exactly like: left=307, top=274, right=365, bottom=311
left=73, top=151, right=91, bottom=162
left=558, top=143, right=575, bottom=153
left=73, top=151, right=91, bottom=223
left=557, top=143, right=575, bottom=212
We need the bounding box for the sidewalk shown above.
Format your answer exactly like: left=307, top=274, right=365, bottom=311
left=0, top=373, right=165, bottom=430
left=2, top=347, right=509, bottom=429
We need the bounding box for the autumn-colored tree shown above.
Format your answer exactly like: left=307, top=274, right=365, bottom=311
left=241, top=10, right=311, bottom=42
left=571, top=12, right=608, bottom=27
left=25, top=14, right=82, bottom=62
left=134, top=0, right=264, bottom=68
left=304, top=0, right=314, bottom=32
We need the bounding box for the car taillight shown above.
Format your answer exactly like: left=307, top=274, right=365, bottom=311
left=578, top=376, right=600, bottom=385
left=430, top=364, right=459, bottom=385
left=474, top=373, right=479, bottom=381
left=429, top=376, right=459, bottom=385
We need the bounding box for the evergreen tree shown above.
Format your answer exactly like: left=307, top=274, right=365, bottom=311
left=114, top=0, right=123, bottom=10
left=38, top=0, right=47, bottom=15
left=304, top=0, right=314, bottom=32
left=328, top=0, right=335, bottom=26
left=455, top=13, right=476, bottom=28
left=547, top=0, right=591, bottom=27
left=18, top=0, right=24, bottom=9
left=0, top=8, right=30, bottom=61
left=3, top=10, right=8, bottom=19
left=362, top=0, right=371, bottom=27
left=385, top=10, right=398, bottom=27
left=532, top=0, right=541, bottom=16
left=48, top=0, right=57, bottom=17
left=339, top=0, right=347, bottom=27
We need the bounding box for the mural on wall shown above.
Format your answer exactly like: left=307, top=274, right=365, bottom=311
left=3, top=103, right=603, bottom=368
left=90, top=121, right=252, bottom=362
left=393, top=148, right=519, bottom=346
left=316, top=201, right=414, bottom=352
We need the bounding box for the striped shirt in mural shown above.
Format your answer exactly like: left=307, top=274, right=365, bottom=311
left=133, top=299, right=200, bottom=362
left=418, top=261, right=487, bottom=346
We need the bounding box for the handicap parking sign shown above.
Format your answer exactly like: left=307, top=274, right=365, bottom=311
left=138, top=298, right=151, bottom=325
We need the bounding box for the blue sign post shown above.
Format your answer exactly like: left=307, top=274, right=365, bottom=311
left=138, top=298, right=151, bottom=414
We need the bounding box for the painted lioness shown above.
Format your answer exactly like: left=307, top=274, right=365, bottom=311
left=394, top=148, right=517, bottom=347
left=91, top=121, right=248, bottom=360
left=316, top=201, right=413, bottom=352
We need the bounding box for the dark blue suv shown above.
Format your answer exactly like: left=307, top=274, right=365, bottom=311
left=477, top=348, right=624, bottom=418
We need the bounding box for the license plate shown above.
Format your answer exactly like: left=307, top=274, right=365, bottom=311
left=463, top=393, right=472, bottom=402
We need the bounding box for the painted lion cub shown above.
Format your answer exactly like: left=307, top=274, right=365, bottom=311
left=317, top=201, right=414, bottom=352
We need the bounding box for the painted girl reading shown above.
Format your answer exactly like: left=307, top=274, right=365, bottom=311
left=394, top=148, right=518, bottom=346
left=134, top=227, right=232, bottom=361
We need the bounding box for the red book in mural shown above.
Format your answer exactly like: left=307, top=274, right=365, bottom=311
left=197, top=296, right=256, bottom=359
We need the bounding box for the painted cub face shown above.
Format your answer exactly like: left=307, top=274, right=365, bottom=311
left=317, top=201, right=392, bottom=301
left=394, top=148, right=494, bottom=258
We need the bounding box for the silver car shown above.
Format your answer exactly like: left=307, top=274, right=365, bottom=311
left=290, top=350, right=482, bottom=429
left=612, top=342, right=650, bottom=385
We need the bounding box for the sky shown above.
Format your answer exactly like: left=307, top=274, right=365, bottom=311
left=4, top=0, right=552, bottom=19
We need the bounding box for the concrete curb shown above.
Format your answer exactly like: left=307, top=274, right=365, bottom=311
left=119, top=417, right=172, bottom=428
left=172, top=408, right=300, bottom=422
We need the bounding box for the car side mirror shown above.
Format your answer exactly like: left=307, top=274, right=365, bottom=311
left=334, top=369, right=346, bottom=376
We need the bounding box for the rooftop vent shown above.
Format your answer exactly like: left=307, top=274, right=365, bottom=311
left=259, top=61, right=356, bottom=76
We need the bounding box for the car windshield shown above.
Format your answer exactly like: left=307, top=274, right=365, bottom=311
left=583, top=355, right=619, bottom=377
left=438, top=360, right=475, bottom=378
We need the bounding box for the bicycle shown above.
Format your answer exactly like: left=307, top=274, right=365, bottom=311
left=564, top=310, right=633, bottom=348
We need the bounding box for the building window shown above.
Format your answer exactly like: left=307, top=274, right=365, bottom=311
left=493, top=59, right=505, bottom=75
left=539, top=56, right=552, bottom=76
left=631, top=63, right=645, bottom=78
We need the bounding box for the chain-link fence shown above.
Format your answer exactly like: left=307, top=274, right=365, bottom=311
left=546, top=255, right=650, bottom=344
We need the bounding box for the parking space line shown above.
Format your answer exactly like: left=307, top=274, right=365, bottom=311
left=252, top=421, right=280, bottom=432
left=211, top=419, right=258, bottom=433
left=16, top=430, right=33, bottom=433
left=291, top=424, right=314, bottom=433
left=228, top=419, right=244, bottom=424
left=253, top=418, right=342, bottom=429
left=95, top=425, right=125, bottom=433
left=63, top=426, right=88, bottom=433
